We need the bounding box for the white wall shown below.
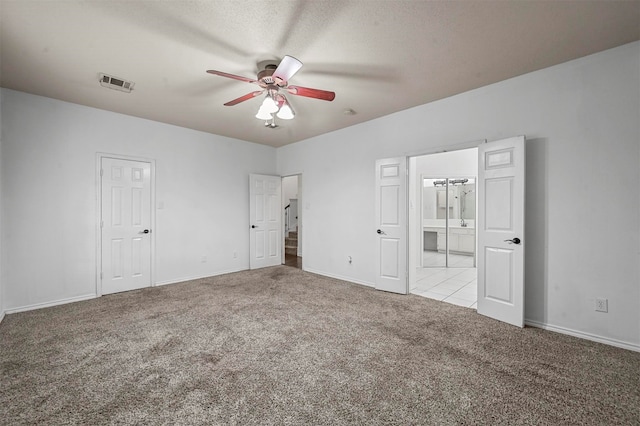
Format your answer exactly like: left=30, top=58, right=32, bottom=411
left=1, top=89, right=276, bottom=312
left=413, top=149, right=478, bottom=177
left=282, top=175, right=298, bottom=205
left=277, top=42, right=640, bottom=349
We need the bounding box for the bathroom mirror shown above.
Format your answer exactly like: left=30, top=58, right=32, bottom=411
left=421, top=177, right=476, bottom=267
left=423, top=178, right=475, bottom=223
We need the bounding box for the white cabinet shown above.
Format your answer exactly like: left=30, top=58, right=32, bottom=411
left=437, top=230, right=446, bottom=251
left=448, top=228, right=475, bottom=255
left=424, top=226, right=475, bottom=255
left=458, top=233, right=475, bottom=253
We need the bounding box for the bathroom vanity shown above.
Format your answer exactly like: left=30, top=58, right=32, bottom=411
left=423, top=226, right=475, bottom=255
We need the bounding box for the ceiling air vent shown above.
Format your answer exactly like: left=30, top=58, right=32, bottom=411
left=99, top=73, right=134, bottom=93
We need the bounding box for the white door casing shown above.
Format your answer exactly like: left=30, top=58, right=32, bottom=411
left=249, top=174, right=282, bottom=269
left=375, top=157, right=408, bottom=294
left=477, top=136, right=525, bottom=327
left=100, top=157, right=152, bottom=295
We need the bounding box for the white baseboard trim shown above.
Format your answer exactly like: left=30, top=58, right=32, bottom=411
left=303, top=267, right=375, bottom=288
left=525, top=319, right=640, bottom=353
left=5, top=293, right=97, bottom=315
left=0, top=310, right=5, bottom=324
left=154, top=267, right=247, bottom=287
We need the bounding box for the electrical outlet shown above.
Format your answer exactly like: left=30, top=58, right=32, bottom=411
left=595, top=298, right=608, bottom=313
left=233, top=251, right=238, bottom=259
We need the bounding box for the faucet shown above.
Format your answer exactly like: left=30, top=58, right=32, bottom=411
left=460, top=218, right=467, bottom=227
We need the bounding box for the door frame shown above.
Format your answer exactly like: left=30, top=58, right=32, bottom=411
left=407, top=140, right=485, bottom=289
left=280, top=173, right=303, bottom=269
left=95, top=153, right=156, bottom=297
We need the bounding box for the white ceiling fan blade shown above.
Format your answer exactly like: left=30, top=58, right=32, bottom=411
left=273, top=55, right=303, bottom=83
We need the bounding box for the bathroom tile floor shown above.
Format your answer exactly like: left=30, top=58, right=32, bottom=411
left=422, top=250, right=475, bottom=268
left=411, top=266, right=477, bottom=309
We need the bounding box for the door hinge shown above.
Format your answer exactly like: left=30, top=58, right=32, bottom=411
left=100, top=272, right=103, bottom=279
left=100, top=221, right=104, bottom=228
left=100, top=169, right=103, bottom=177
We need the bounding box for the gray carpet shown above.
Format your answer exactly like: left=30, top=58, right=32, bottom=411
left=1, top=266, right=639, bottom=425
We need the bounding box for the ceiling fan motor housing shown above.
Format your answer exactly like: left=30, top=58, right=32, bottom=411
left=258, top=64, right=285, bottom=87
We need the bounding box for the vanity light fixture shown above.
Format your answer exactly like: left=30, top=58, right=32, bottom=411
left=433, top=178, right=469, bottom=187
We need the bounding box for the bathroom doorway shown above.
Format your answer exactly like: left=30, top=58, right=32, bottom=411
left=409, top=148, right=478, bottom=308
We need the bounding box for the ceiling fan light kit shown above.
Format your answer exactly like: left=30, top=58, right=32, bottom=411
left=276, top=101, right=294, bottom=120
left=260, top=94, right=279, bottom=114
left=255, top=107, right=273, bottom=121
left=207, top=55, right=335, bottom=126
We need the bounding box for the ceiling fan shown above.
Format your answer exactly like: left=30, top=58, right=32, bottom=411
left=206, top=55, right=335, bottom=125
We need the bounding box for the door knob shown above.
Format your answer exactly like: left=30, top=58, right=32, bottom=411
left=377, top=229, right=385, bottom=235
left=504, top=237, right=521, bottom=244
left=140, top=229, right=150, bottom=234
left=251, top=225, right=257, bottom=229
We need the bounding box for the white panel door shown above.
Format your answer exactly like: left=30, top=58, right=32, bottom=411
left=101, top=157, right=152, bottom=294
left=477, top=136, right=525, bottom=327
left=249, top=174, right=282, bottom=269
left=375, top=158, right=408, bottom=294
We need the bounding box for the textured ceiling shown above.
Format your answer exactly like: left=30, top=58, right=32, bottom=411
left=1, top=0, right=639, bottom=147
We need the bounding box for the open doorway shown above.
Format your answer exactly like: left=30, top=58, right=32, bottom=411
left=409, top=148, right=478, bottom=308
left=282, top=174, right=302, bottom=269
